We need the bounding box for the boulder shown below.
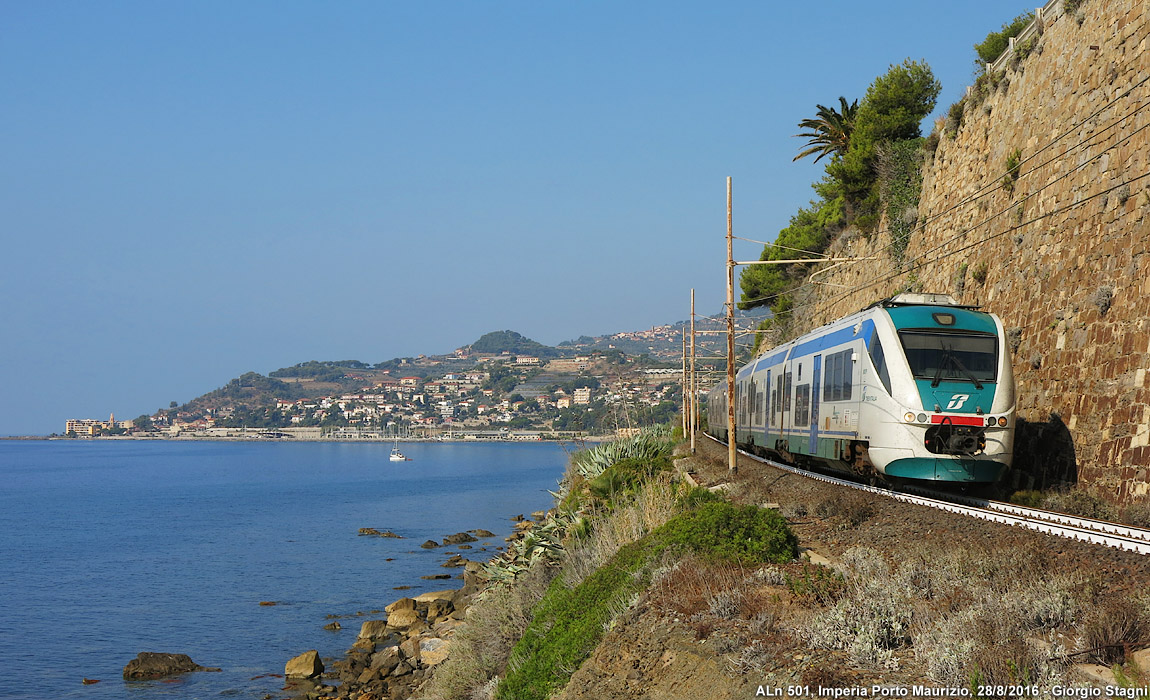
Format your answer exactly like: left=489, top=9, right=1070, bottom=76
left=385, top=597, right=416, bottom=614
left=413, top=589, right=458, bottom=605
left=472, top=529, right=496, bottom=538
left=122, top=652, right=220, bottom=680
left=419, top=638, right=451, bottom=667
left=285, top=649, right=324, bottom=679
left=359, top=619, right=389, bottom=639
left=420, top=540, right=440, bottom=549
left=399, top=637, right=422, bottom=664
left=426, top=599, right=454, bottom=621
left=370, top=646, right=402, bottom=675
left=385, top=608, right=423, bottom=631
left=442, top=532, right=477, bottom=545
left=323, top=621, right=341, bottom=631
left=441, top=555, right=466, bottom=568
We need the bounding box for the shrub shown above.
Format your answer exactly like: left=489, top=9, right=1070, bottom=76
left=974, top=12, right=1035, bottom=66
left=1093, top=285, right=1114, bottom=316
left=1080, top=597, right=1149, bottom=665
left=1043, top=486, right=1116, bottom=521
left=1002, top=148, right=1022, bottom=194
left=497, top=537, right=657, bottom=700
left=946, top=99, right=965, bottom=136
left=657, top=501, right=799, bottom=564
left=786, top=563, right=847, bottom=606
left=587, top=455, right=673, bottom=503
left=1009, top=490, right=1044, bottom=508
left=971, top=260, right=989, bottom=285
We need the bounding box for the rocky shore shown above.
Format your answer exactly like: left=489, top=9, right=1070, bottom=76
left=283, top=515, right=546, bottom=700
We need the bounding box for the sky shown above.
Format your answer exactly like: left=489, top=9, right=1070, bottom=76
left=1, top=1, right=1035, bottom=436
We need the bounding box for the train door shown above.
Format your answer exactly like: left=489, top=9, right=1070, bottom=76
left=764, top=369, right=772, bottom=443
left=809, top=355, right=822, bottom=454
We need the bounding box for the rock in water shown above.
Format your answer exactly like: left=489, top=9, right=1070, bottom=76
left=442, top=532, right=477, bottom=545
left=122, top=652, right=220, bottom=680
left=285, top=649, right=324, bottom=678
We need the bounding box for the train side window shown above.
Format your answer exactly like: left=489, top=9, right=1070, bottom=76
left=783, top=371, right=792, bottom=412
left=869, top=331, right=893, bottom=395
left=822, top=350, right=853, bottom=402
left=794, top=384, right=810, bottom=426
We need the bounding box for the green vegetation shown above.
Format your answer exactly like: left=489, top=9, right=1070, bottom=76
left=587, top=455, right=674, bottom=504
left=741, top=60, right=938, bottom=331
left=974, top=12, right=1035, bottom=66
left=495, top=537, right=657, bottom=700
left=792, top=97, right=858, bottom=164
left=471, top=330, right=559, bottom=358
left=878, top=139, right=925, bottom=262
left=738, top=184, right=845, bottom=319
left=971, top=260, right=989, bottom=284
left=270, top=360, right=369, bottom=382
left=1002, top=148, right=1022, bottom=194
left=496, top=499, right=798, bottom=700
left=825, top=59, right=939, bottom=232
left=658, top=500, right=799, bottom=564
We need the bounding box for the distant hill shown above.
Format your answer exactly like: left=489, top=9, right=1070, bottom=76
left=468, top=330, right=562, bottom=358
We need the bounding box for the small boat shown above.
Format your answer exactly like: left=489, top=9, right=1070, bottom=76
left=389, top=440, right=411, bottom=462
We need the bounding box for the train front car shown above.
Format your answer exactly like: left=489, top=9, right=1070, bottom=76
left=865, top=293, right=1015, bottom=483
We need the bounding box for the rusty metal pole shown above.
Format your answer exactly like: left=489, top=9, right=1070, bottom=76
left=690, top=288, right=697, bottom=454
left=726, top=177, right=737, bottom=474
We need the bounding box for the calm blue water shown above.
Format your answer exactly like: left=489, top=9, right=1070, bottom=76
left=0, top=440, right=569, bottom=700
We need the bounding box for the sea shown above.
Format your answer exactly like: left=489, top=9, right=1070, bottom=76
left=0, top=440, right=570, bottom=700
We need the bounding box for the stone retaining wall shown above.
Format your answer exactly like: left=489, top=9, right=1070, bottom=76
left=790, top=0, right=1150, bottom=500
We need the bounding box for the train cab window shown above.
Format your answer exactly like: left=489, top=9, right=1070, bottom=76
left=869, top=331, right=893, bottom=395
left=899, top=331, right=998, bottom=385
left=794, top=384, right=811, bottom=426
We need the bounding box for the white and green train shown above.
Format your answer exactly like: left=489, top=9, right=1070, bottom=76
left=706, top=293, right=1016, bottom=484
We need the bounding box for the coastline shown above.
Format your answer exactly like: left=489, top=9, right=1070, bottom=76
left=288, top=514, right=548, bottom=699
left=33, top=433, right=610, bottom=444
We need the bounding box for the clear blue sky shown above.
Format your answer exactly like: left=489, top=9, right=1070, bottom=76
left=1, top=1, right=1032, bottom=435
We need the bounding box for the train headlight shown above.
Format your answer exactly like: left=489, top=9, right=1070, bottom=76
left=986, top=416, right=996, bottom=427
left=916, top=413, right=927, bottom=423
left=998, top=416, right=1008, bottom=427
left=904, top=412, right=915, bottom=423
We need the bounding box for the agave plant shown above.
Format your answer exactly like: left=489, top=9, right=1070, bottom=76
left=570, top=426, right=672, bottom=481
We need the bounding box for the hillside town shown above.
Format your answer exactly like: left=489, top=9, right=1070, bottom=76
left=62, top=340, right=687, bottom=440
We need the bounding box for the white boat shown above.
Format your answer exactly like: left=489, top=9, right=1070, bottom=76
left=389, top=440, right=411, bottom=462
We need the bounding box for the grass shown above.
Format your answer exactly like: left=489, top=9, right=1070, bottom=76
left=495, top=498, right=799, bottom=699
left=496, top=537, right=658, bottom=700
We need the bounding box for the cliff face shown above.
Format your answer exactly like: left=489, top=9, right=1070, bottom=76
left=792, top=0, right=1150, bottom=500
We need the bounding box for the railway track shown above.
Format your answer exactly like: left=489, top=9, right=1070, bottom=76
left=708, top=435, right=1150, bottom=555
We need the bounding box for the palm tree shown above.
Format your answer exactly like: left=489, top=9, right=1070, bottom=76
left=792, top=96, right=858, bottom=163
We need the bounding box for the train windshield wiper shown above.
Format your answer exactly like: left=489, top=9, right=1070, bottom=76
left=930, top=349, right=951, bottom=388
left=948, top=353, right=984, bottom=390
left=931, top=347, right=984, bottom=389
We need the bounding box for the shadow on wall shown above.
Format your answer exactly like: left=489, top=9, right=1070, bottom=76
left=1010, top=413, right=1078, bottom=490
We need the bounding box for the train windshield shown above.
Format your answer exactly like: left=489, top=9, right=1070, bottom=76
left=898, top=331, right=998, bottom=385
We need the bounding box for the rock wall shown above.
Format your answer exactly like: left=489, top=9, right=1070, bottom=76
left=792, top=0, right=1150, bottom=500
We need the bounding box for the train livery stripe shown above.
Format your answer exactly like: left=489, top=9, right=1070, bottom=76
left=929, top=415, right=985, bottom=427
left=745, top=319, right=876, bottom=374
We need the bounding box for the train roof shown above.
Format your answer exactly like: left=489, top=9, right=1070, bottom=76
left=864, top=292, right=981, bottom=311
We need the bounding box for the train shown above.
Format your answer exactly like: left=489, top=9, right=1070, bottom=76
left=706, top=293, right=1015, bottom=484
